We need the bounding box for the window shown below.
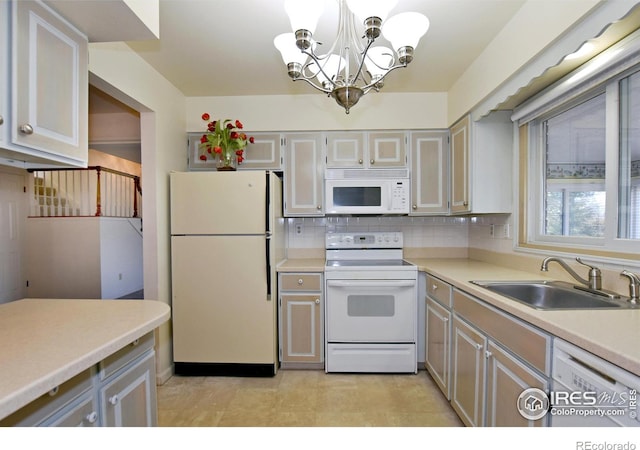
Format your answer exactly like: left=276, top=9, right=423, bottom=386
left=543, top=94, right=606, bottom=239
left=516, top=35, right=640, bottom=258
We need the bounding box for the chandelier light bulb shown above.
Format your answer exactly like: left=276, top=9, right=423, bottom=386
left=365, top=46, right=394, bottom=77
left=274, top=33, right=308, bottom=66
left=309, top=54, right=346, bottom=85
left=284, top=0, right=324, bottom=35
left=382, top=12, right=430, bottom=57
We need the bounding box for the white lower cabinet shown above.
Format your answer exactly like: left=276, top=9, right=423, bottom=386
left=0, top=332, right=157, bottom=427
left=425, top=275, right=453, bottom=399
left=278, top=273, right=324, bottom=369
left=424, top=273, right=552, bottom=427
left=42, top=392, right=99, bottom=427
left=451, top=314, right=486, bottom=426
left=99, top=350, right=157, bottom=427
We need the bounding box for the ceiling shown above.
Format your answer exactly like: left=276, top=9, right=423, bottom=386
left=124, top=0, right=527, bottom=98
left=88, top=0, right=640, bottom=163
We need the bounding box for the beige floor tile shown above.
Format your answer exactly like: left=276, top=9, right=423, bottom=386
left=157, top=370, right=463, bottom=428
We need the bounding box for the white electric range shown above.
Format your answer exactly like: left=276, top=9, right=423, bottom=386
left=324, top=231, right=418, bottom=373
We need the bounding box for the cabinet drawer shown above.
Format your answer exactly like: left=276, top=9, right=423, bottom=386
left=99, top=332, right=154, bottom=381
left=0, top=368, right=94, bottom=426
left=453, top=289, right=550, bottom=375
left=426, top=274, right=452, bottom=308
left=280, top=273, right=322, bottom=291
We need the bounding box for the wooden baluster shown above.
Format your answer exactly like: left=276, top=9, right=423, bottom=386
left=95, top=167, right=102, bottom=217
left=133, top=177, right=140, bottom=218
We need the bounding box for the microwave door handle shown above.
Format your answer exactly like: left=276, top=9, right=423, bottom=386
left=387, top=183, right=393, bottom=211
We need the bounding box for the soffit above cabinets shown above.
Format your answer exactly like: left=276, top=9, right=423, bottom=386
left=43, top=0, right=159, bottom=42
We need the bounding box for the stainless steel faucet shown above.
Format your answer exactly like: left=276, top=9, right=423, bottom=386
left=620, top=270, right=640, bottom=303
left=540, top=257, right=602, bottom=290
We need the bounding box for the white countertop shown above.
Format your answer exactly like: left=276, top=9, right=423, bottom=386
left=409, top=258, right=640, bottom=376
left=0, top=298, right=170, bottom=421
left=279, top=256, right=640, bottom=376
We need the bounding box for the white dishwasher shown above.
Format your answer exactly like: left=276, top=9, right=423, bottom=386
left=551, top=338, right=639, bottom=427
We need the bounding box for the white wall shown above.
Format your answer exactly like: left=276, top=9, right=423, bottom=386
left=26, top=218, right=102, bottom=299
left=185, top=92, right=448, bottom=132
left=100, top=218, right=143, bottom=299
left=88, top=41, right=187, bottom=383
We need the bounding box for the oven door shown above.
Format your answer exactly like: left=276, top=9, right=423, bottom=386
left=326, top=279, right=417, bottom=342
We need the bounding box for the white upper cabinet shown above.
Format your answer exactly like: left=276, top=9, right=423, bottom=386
left=449, top=112, right=513, bottom=214
left=326, top=131, right=365, bottom=168
left=410, top=130, right=449, bottom=215
left=284, top=133, right=325, bottom=216
left=326, top=131, right=407, bottom=169
left=0, top=0, right=88, bottom=168
left=367, top=131, right=407, bottom=168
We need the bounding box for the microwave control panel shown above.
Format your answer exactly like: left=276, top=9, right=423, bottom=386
left=391, top=180, right=409, bottom=212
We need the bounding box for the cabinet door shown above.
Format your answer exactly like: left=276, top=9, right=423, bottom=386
left=0, top=1, right=7, bottom=149
left=410, top=131, right=449, bottom=214
left=485, top=341, right=548, bottom=427
left=451, top=314, right=485, bottom=427
left=42, top=393, right=99, bottom=427
left=450, top=115, right=470, bottom=214
left=368, top=131, right=407, bottom=168
left=326, top=131, right=364, bottom=168
left=280, top=294, right=323, bottom=364
left=425, top=297, right=451, bottom=399
left=100, top=350, right=157, bottom=427
left=240, top=132, right=282, bottom=170
left=284, top=133, right=324, bottom=216
left=13, top=0, right=88, bottom=163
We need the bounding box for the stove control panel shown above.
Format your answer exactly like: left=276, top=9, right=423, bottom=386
left=325, top=232, right=403, bottom=249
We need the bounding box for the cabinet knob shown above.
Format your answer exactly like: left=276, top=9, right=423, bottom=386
left=131, top=339, right=140, bottom=346
left=485, top=350, right=493, bottom=359
left=85, top=411, right=98, bottom=424
left=475, top=343, right=483, bottom=350
left=412, top=205, right=417, bottom=210
left=358, top=159, right=363, bottom=164
left=297, top=278, right=304, bottom=285
left=463, top=201, right=469, bottom=207
left=443, top=317, right=449, bottom=323
left=370, top=159, right=375, bottom=165
left=48, top=386, right=60, bottom=396
left=317, top=205, right=322, bottom=210
left=108, top=395, right=119, bottom=405
left=0, top=115, right=3, bottom=126
left=432, top=284, right=438, bottom=291
left=19, top=124, right=34, bottom=135
left=315, top=298, right=320, bottom=304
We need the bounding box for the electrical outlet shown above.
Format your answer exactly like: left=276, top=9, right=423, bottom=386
left=502, top=224, right=510, bottom=239
left=295, top=223, right=303, bottom=235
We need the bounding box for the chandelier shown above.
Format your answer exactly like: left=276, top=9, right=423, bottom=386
left=274, top=0, right=429, bottom=114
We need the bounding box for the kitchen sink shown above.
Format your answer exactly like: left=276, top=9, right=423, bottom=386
left=469, top=280, right=638, bottom=310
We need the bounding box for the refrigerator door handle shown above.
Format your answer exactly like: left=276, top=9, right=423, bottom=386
left=265, top=232, right=272, bottom=301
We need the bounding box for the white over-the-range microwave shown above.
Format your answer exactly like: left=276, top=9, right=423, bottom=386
left=324, top=169, right=410, bottom=215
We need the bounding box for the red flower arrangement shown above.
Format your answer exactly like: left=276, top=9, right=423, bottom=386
left=198, top=113, right=254, bottom=170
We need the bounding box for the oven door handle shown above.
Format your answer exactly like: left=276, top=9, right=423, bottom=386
left=327, top=280, right=416, bottom=288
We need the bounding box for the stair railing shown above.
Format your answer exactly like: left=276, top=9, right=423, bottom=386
left=29, top=166, right=142, bottom=218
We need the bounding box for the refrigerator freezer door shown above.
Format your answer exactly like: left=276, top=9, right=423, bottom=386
left=171, top=235, right=277, bottom=364
left=170, top=171, right=267, bottom=235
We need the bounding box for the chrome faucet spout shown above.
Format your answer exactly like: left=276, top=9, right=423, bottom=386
left=620, top=270, right=640, bottom=303
left=540, top=256, right=602, bottom=290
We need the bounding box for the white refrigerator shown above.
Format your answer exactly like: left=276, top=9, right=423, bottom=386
left=169, top=171, right=284, bottom=376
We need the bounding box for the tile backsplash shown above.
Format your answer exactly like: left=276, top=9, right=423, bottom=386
left=286, top=215, right=492, bottom=250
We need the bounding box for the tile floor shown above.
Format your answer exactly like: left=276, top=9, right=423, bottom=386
left=156, top=369, right=464, bottom=427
